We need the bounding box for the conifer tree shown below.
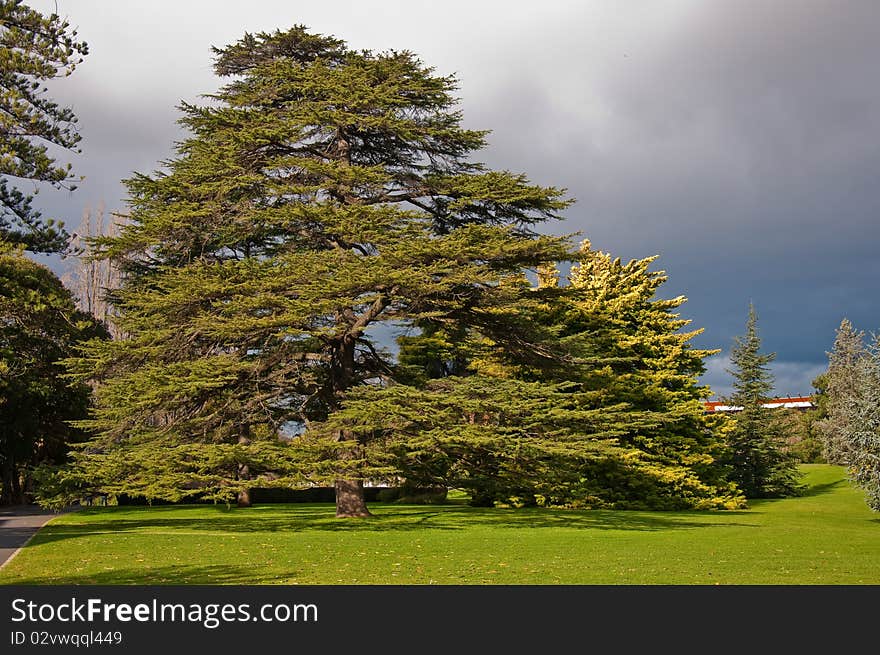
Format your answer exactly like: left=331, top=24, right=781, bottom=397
left=561, top=240, right=735, bottom=504
left=317, top=374, right=654, bottom=509
left=816, top=318, right=865, bottom=464
left=0, top=1, right=88, bottom=252
left=384, top=240, right=741, bottom=509
left=566, top=239, right=716, bottom=410
left=62, top=27, right=572, bottom=516
left=843, top=334, right=880, bottom=510
left=721, top=303, right=801, bottom=498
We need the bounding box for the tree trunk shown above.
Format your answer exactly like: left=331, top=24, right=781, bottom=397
left=334, top=428, right=370, bottom=518
left=237, top=487, right=252, bottom=508
left=236, top=429, right=252, bottom=507
left=331, top=335, right=372, bottom=518
left=335, top=477, right=370, bottom=517
left=1, top=457, right=24, bottom=506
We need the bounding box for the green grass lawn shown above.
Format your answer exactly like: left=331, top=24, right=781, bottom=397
left=2, top=464, right=877, bottom=584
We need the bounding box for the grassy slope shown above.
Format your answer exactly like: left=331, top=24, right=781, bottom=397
left=1, top=464, right=877, bottom=585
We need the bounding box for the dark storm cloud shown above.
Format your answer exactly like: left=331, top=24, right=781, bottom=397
left=24, top=0, right=880, bottom=397
left=465, top=0, right=880, bottom=395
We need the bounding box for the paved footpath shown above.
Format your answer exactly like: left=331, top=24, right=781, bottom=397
left=0, top=505, right=71, bottom=569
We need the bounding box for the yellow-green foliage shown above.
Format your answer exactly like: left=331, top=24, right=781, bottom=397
left=380, top=239, right=741, bottom=510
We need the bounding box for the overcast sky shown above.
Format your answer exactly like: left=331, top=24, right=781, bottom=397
left=24, top=0, right=880, bottom=398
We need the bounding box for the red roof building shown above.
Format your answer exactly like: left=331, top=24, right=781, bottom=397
left=704, top=396, right=814, bottom=413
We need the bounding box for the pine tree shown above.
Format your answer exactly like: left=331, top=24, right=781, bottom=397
left=721, top=303, right=801, bottom=498
left=315, top=374, right=643, bottom=508
left=385, top=240, right=742, bottom=509
left=61, top=26, right=572, bottom=516
left=0, top=1, right=88, bottom=252
left=843, top=334, right=880, bottom=510
left=816, top=318, right=865, bottom=464
left=544, top=241, right=737, bottom=507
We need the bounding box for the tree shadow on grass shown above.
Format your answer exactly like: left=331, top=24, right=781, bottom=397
left=796, top=479, right=846, bottom=497
left=21, top=503, right=759, bottom=549
left=3, top=563, right=296, bottom=586
left=743, top=479, right=848, bottom=511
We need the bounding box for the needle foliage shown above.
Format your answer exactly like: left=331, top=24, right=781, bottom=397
left=54, top=26, right=572, bottom=514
